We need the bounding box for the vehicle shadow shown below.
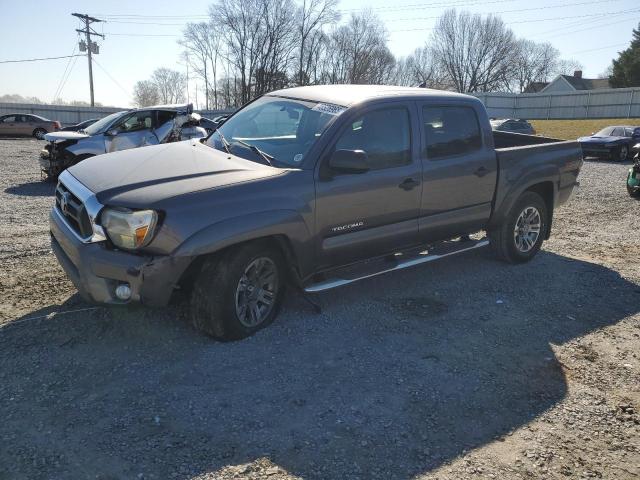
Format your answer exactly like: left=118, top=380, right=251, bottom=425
left=4, top=180, right=55, bottom=197
left=0, top=250, right=637, bottom=479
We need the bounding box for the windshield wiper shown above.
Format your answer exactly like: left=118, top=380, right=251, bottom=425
left=216, top=130, right=231, bottom=154
left=234, top=139, right=274, bottom=166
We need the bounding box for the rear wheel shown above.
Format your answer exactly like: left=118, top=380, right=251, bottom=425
left=613, top=145, right=628, bottom=162
left=490, top=191, right=548, bottom=263
left=190, top=242, right=285, bottom=340
left=33, top=128, right=47, bottom=140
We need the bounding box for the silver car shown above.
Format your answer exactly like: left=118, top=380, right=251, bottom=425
left=39, top=104, right=206, bottom=179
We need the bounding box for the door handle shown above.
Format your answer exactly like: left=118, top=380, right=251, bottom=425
left=474, top=166, right=489, bottom=177
left=399, top=178, right=420, bottom=190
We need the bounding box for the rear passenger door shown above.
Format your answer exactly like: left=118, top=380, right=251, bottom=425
left=106, top=110, right=157, bottom=152
left=314, top=102, right=422, bottom=268
left=417, top=103, right=497, bottom=242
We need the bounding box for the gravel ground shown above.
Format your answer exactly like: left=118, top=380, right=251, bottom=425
left=0, top=138, right=638, bottom=480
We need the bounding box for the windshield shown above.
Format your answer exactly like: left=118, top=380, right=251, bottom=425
left=83, top=111, right=126, bottom=135
left=206, top=96, right=344, bottom=167
left=594, top=127, right=615, bottom=137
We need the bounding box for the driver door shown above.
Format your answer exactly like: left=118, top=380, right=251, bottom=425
left=314, top=102, right=422, bottom=269
left=105, top=110, right=158, bottom=153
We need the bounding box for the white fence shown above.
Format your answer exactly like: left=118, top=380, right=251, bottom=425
left=473, top=86, right=640, bottom=120
left=5, top=87, right=640, bottom=123
left=0, top=102, right=234, bottom=126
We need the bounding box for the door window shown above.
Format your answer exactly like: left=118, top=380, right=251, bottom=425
left=156, top=110, right=176, bottom=126
left=422, top=106, right=482, bottom=159
left=0, top=116, right=16, bottom=123
left=115, top=111, right=153, bottom=133
left=611, top=127, right=624, bottom=137
left=334, top=107, right=411, bottom=170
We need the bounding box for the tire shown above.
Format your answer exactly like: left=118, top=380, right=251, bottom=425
left=489, top=191, right=548, bottom=264
left=33, top=128, right=47, bottom=140
left=627, top=184, right=640, bottom=197
left=613, top=145, right=628, bottom=162
left=189, top=242, right=286, bottom=341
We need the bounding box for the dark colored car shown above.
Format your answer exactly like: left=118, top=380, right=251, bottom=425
left=578, top=125, right=640, bottom=161
left=49, top=85, right=582, bottom=340
left=60, top=118, right=100, bottom=132
left=490, top=118, right=536, bottom=135
left=0, top=113, right=61, bottom=139
left=199, top=114, right=229, bottom=135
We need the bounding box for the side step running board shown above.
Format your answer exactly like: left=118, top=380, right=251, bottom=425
left=304, top=239, right=490, bottom=293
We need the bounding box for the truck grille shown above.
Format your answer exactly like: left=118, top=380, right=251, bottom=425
left=55, top=181, right=93, bottom=239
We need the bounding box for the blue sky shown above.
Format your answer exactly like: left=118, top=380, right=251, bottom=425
left=0, top=0, right=638, bottom=107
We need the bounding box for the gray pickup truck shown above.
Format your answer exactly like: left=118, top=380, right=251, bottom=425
left=50, top=85, right=582, bottom=340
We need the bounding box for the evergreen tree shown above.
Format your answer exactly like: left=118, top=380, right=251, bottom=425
left=610, top=23, right=640, bottom=88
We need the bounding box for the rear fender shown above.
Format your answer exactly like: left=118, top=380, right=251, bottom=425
left=488, top=165, right=558, bottom=232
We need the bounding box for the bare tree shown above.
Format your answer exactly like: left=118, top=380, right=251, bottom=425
left=555, top=58, right=584, bottom=76
left=394, top=47, right=449, bottom=89
left=512, top=40, right=560, bottom=92
left=151, top=68, right=186, bottom=104
left=211, top=0, right=264, bottom=104
left=132, top=80, right=160, bottom=107
left=179, top=22, right=221, bottom=109
left=295, top=0, right=339, bottom=85
left=432, top=9, right=518, bottom=93
left=322, top=11, right=395, bottom=85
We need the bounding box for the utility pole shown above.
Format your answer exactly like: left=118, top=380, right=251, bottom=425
left=72, top=13, right=104, bottom=107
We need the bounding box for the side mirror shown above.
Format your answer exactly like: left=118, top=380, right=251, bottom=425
left=105, top=128, right=119, bottom=137
left=329, top=149, right=370, bottom=174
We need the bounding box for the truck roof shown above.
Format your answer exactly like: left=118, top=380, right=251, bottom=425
left=267, top=84, right=474, bottom=107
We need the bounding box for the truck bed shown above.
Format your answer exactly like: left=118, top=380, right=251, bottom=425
left=491, top=131, right=583, bottom=222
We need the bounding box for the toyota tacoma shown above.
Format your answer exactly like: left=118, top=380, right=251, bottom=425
left=50, top=85, right=583, bottom=340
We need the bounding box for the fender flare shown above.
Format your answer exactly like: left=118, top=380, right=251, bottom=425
left=489, top=166, right=558, bottom=231
left=173, top=209, right=314, bottom=278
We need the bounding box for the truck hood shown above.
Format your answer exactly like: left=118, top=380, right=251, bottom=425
left=44, top=131, right=90, bottom=142
left=68, top=139, right=280, bottom=206
left=578, top=135, right=624, bottom=144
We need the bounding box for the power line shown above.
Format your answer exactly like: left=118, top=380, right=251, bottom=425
left=569, top=42, right=628, bottom=55
left=53, top=43, right=78, bottom=101
left=104, top=32, right=180, bottom=37
left=386, top=0, right=630, bottom=22
left=53, top=54, right=80, bottom=102
left=388, top=8, right=640, bottom=32
left=91, top=57, right=130, bottom=99
left=0, top=54, right=84, bottom=64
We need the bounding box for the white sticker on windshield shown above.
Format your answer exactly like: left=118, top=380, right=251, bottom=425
left=312, top=103, right=346, bottom=116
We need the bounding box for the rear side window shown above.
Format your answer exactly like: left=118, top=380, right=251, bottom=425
left=157, top=110, right=176, bottom=126
left=422, top=106, right=482, bottom=159
left=335, top=107, right=411, bottom=170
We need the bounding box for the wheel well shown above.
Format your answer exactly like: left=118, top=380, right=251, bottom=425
left=525, top=182, right=554, bottom=239
left=176, top=235, right=301, bottom=296
left=32, top=127, right=46, bottom=136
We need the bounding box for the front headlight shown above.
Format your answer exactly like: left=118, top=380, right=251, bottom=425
left=100, top=207, right=158, bottom=250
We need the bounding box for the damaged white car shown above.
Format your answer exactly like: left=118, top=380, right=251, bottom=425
left=39, top=104, right=207, bottom=180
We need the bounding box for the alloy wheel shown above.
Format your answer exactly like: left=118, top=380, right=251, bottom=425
left=513, top=206, right=541, bottom=253
left=234, top=257, right=279, bottom=328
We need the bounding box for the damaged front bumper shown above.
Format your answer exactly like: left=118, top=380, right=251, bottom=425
left=50, top=206, right=191, bottom=307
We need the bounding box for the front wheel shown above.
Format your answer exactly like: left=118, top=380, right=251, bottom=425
left=190, top=242, right=285, bottom=341
left=490, top=191, right=548, bottom=263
